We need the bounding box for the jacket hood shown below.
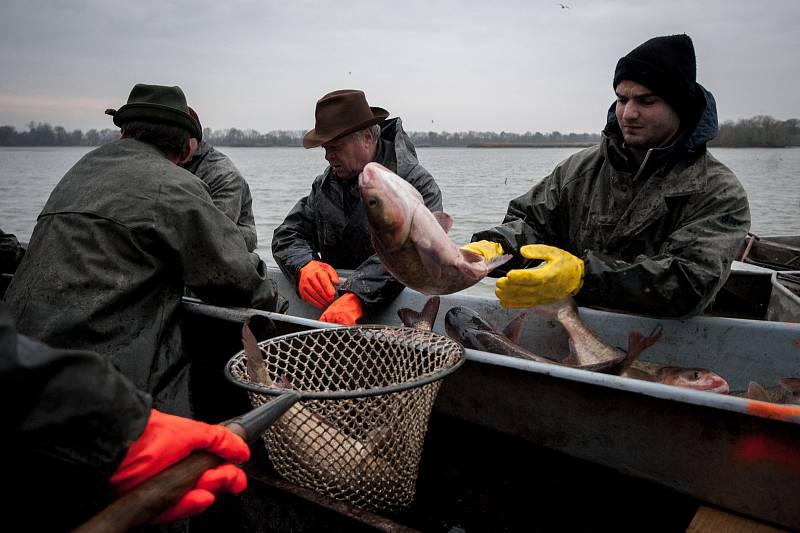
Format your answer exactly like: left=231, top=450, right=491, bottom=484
left=603, top=84, right=719, bottom=152
left=379, top=117, right=420, bottom=176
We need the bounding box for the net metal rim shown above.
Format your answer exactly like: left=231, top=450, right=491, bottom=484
left=224, top=324, right=465, bottom=400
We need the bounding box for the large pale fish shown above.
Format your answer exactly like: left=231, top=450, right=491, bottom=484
left=359, top=162, right=511, bottom=295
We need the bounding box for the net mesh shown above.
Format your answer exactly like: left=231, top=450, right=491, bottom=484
left=228, top=325, right=463, bottom=512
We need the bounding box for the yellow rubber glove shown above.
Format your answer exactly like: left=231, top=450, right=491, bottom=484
left=495, top=244, right=585, bottom=308
left=461, top=240, right=504, bottom=260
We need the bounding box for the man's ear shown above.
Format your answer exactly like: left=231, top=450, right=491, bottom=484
left=179, top=137, right=199, bottom=165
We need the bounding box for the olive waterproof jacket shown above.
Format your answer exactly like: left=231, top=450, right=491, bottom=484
left=5, top=138, right=278, bottom=416
left=473, top=87, right=751, bottom=317
left=272, top=118, right=443, bottom=314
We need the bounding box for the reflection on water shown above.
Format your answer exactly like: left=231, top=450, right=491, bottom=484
left=2, top=146, right=799, bottom=273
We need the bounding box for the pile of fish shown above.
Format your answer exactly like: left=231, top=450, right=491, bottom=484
left=399, top=296, right=799, bottom=403
left=359, top=162, right=511, bottom=294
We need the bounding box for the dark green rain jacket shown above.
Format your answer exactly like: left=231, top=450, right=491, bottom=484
left=182, top=139, right=258, bottom=251
left=272, top=118, right=443, bottom=314
left=473, top=87, right=751, bottom=317
left=4, top=138, right=278, bottom=416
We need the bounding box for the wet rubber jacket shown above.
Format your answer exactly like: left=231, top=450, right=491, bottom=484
left=4, top=138, right=279, bottom=416
left=182, top=139, right=258, bottom=251
left=473, top=88, right=751, bottom=317
left=272, top=118, right=443, bottom=314
left=1, top=303, right=150, bottom=531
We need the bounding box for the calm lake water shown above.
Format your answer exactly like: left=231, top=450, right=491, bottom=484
left=2, top=145, right=799, bottom=269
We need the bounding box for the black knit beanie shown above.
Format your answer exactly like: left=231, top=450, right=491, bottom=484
left=613, top=34, right=699, bottom=123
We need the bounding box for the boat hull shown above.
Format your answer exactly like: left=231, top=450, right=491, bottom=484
left=182, top=265, right=800, bottom=530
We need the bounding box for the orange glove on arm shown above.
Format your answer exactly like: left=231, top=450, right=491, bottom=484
left=298, top=260, right=340, bottom=309
left=110, top=409, right=250, bottom=524
left=319, top=292, right=364, bottom=325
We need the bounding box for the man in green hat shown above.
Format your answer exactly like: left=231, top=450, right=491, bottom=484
left=272, top=89, right=443, bottom=324
left=5, top=83, right=280, bottom=418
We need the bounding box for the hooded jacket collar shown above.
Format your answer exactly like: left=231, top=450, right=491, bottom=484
left=601, top=85, right=718, bottom=194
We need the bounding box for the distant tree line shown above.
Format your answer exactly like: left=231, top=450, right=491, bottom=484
left=2, top=116, right=799, bottom=147
left=709, top=116, right=800, bottom=148
left=0, top=122, right=119, bottom=146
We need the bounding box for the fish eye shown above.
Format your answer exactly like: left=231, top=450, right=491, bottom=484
left=692, top=371, right=700, bottom=380
left=367, top=198, right=380, bottom=208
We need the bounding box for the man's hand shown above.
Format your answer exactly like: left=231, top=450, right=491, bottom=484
left=298, top=260, right=340, bottom=309
left=495, top=244, right=584, bottom=308
left=110, top=409, right=250, bottom=524
left=461, top=240, right=504, bottom=261
left=319, top=292, right=364, bottom=325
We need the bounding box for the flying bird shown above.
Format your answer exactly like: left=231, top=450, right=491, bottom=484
left=558, top=3, right=570, bottom=8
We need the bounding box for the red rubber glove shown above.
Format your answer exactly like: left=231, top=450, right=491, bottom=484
left=298, top=260, right=340, bottom=309
left=319, top=292, right=364, bottom=325
left=110, top=409, right=250, bottom=524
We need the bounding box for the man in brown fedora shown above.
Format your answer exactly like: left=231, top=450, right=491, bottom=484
left=5, top=83, right=280, bottom=419
left=273, top=89, right=443, bottom=324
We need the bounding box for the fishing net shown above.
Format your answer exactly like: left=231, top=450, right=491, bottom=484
left=226, top=325, right=464, bottom=512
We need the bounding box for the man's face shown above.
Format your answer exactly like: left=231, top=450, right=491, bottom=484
left=615, top=79, right=681, bottom=152
left=322, top=130, right=374, bottom=179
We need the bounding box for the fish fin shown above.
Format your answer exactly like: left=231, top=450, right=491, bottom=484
left=747, top=381, right=771, bottom=401
left=243, top=321, right=271, bottom=385
left=779, top=377, right=800, bottom=392
left=502, top=312, right=528, bottom=344
left=461, top=248, right=484, bottom=263
left=486, top=254, right=513, bottom=271
left=563, top=337, right=579, bottom=366
left=365, top=426, right=392, bottom=455
left=397, top=296, right=440, bottom=330
left=248, top=314, right=277, bottom=340
left=619, top=325, right=663, bottom=373
left=418, top=245, right=443, bottom=280
left=432, top=211, right=453, bottom=234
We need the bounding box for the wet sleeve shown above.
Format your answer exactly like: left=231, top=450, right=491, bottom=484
left=272, top=192, right=320, bottom=290
left=202, top=164, right=258, bottom=252
left=155, top=180, right=278, bottom=310
left=471, top=170, right=562, bottom=276
left=578, top=176, right=751, bottom=318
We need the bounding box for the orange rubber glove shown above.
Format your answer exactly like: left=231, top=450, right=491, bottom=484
left=110, top=409, right=250, bottom=524
left=298, top=260, right=340, bottom=309
left=319, top=292, right=364, bottom=325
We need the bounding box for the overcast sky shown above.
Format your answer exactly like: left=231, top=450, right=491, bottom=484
left=1, top=0, right=798, bottom=134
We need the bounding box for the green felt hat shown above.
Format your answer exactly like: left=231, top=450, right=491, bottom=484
left=105, top=84, right=200, bottom=137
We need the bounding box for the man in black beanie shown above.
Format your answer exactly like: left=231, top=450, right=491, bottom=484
left=5, top=83, right=280, bottom=418
left=467, top=34, right=751, bottom=318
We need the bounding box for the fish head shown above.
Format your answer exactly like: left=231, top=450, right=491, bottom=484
left=359, top=162, right=419, bottom=251
left=661, top=368, right=730, bottom=394
left=444, top=306, right=496, bottom=343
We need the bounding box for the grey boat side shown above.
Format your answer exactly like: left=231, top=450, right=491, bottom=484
left=183, top=264, right=800, bottom=530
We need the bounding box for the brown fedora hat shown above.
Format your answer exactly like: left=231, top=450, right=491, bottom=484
left=303, top=89, right=389, bottom=149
